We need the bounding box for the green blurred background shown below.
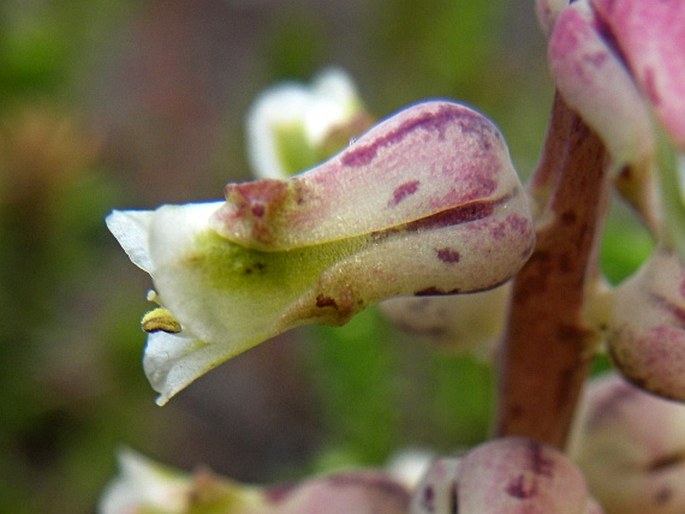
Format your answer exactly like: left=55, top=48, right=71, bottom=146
left=0, top=1, right=653, bottom=512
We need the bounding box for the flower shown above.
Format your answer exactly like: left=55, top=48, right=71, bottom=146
left=570, top=373, right=685, bottom=514
left=246, top=68, right=370, bottom=179
left=107, top=100, right=534, bottom=405
left=411, top=438, right=602, bottom=514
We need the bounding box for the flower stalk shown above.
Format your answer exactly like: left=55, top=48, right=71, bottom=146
left=494, top=93, right=611, bottom=449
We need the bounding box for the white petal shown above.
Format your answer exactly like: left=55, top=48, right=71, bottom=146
left=246, top=68, right=363, bottom=179
left=146, top=201, right=294, bottom=346
left=247, top=85, right=311, bottom=179
left=146, top=201, right=224, bottom=270
left=305, top=67, right=362, bottom=144
left=143, top=332, right=237, bottom=406
left=99, top=448, right=189, bottom=514
left=105, top=210, right=155, bottom=273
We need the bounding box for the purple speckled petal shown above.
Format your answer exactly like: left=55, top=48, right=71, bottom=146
left=411, top=438, right=601, bottom=514
left=592, top=0, right=685, bottom=150
left=211, top=101, right=523, bottom=251
left=608, top=247, right=685, bottom=401
left=548, top=1, right=654, bottom=170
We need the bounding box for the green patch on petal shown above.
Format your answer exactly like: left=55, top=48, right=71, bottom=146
left=176, top=229, right=374, bottom=336
left=274, top=122, right=319, bottom=176
left=189, top=229, right=368, bottom=294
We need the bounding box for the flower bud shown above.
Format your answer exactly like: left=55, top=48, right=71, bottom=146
left=411, top=438, right=601, bottom=514
left=380, top=284, right=510, bottom=358
left=107, top=101, right=534, bottom=404
left=607, top=247, right=685, bottom=401
left=571, top=373, right=685, bottom=514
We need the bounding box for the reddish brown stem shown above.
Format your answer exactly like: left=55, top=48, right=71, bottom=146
left=494, top=93, right=610, bottom=449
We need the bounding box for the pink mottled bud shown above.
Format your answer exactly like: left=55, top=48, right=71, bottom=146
left=608, top=247, right=685, bottom=401
left=411, top=438, right=601, bottom=514
left=571, top=373, right=685, bottom=514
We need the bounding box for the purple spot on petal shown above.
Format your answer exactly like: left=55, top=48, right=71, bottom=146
left=251, top=204, right=265, bottom=217
left=586, top=380, right=637, bottom=429
left=389, top=180, right=421, bottom=207
left=264, top=483, right=296, bottom=504
left=648, top=453, right=685, bottom=473
left=404, top=196, right=504, bottom=232
left=316, top=294, right=338, bottom=308
left=528, top=441, right=554, bottom=478
left=421, top=485, right=435, bottom=512
left=506, top=474, right=536, bottom=499
left=655, top=487, right=674, bottom=505
left=326, top=472, right=410, bottom=501
left=436, top=248, right=460, bottom=264
left=415, top=287, right=461, bottom=296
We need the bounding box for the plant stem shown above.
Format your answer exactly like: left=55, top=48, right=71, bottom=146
left=493, top=93, right=610, bottom=449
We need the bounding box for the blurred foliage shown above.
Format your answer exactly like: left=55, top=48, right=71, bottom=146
left=0, top=1, right=655, bottom=513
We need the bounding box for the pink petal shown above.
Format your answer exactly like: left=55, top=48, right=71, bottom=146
left=211, top=101, right=522, bottom=251
left=593, top=0, right=685, bottom=150
left=549, top=1, right=654, bottom=168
